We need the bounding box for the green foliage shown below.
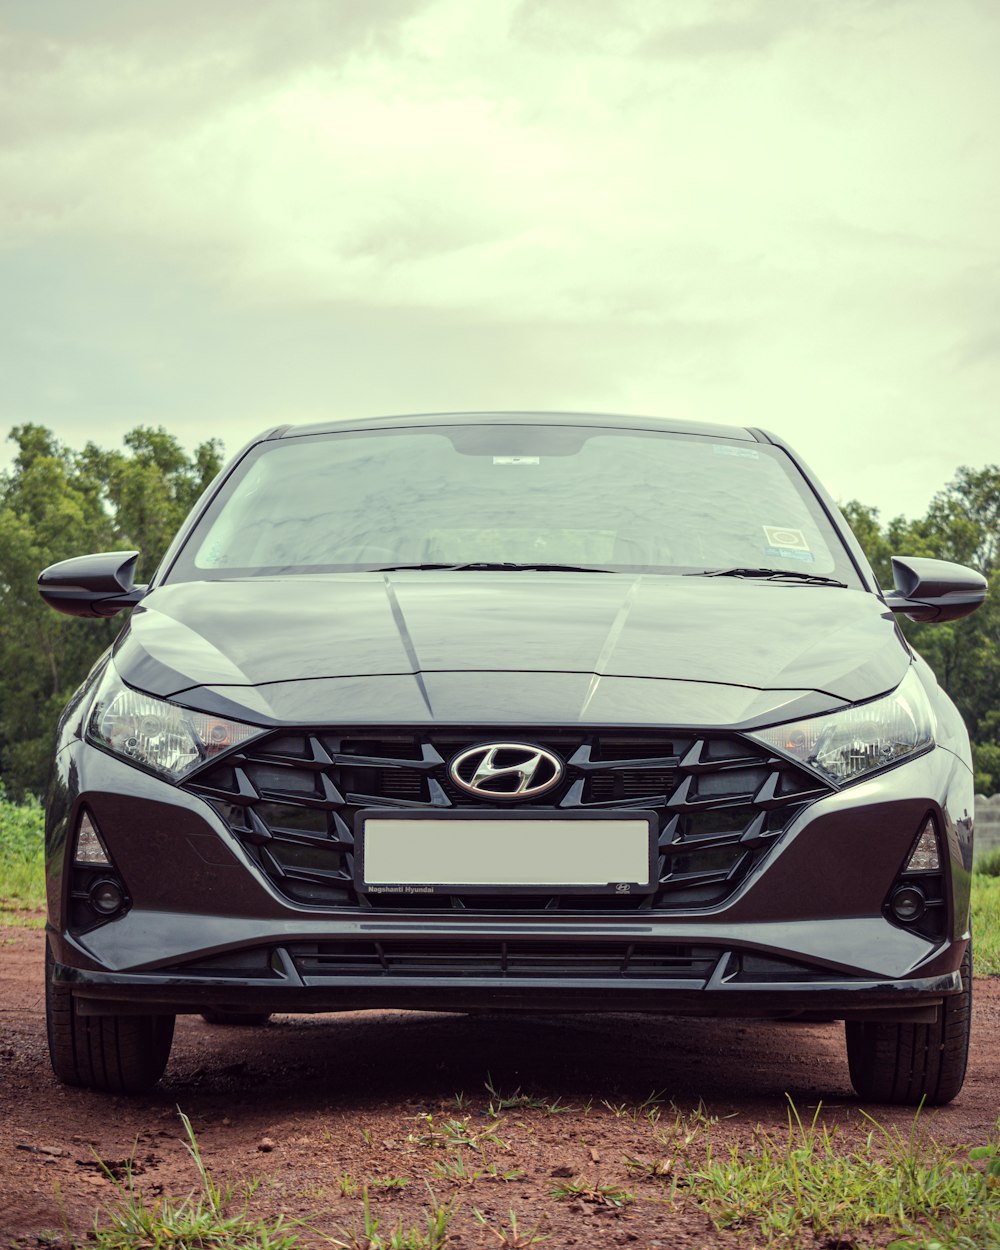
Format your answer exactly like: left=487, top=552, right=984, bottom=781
left=686, top=1101, right=1000, bottom=1248
left=974, top=743, right=1000, bottom=795
left=0, top=783, right=44, bottom=859
left=78, top=426, right=223, bottom=582
left=0, top=785, right=45, bottom=919
left=843, top=465, right=1000, bottom=771
left=977, top=847, right=1000, bottom=878
left=0, top=424, right=222, bottom=798
left=973, top=875, right=1000, bottom=976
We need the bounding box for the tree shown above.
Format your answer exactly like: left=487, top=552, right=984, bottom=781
left=78, top=427, right=223, bottom=580
left=844, top=466, right=1000, bottom=790
left=0, top=425, right=223, bottom=798
left=840, top=500, right=895, bottom=586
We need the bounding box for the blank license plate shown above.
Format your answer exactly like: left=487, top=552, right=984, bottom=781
left=356, top=811, right=656, bottom=895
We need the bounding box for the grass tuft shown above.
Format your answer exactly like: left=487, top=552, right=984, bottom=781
left=406, top=1112, right=509, bottom=1153
left=484, top=1075, right=574, bottom=1117
left=326, top=1184, right=454, bottom=1250
left=685, top=1100, right=1000, bottom=1248
left=428, top=1149, right=523, bottom=1186
left=89, top=1109, right=300, bottom=1249
left=549, top=1176, right=635, bottom=1207
left=472, top=1207, right=549, bottom=1247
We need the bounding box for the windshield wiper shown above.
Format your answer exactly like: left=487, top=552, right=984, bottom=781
left=685, top=567, right=848, bottom=587
left=373, top=562, right=618, bottom=573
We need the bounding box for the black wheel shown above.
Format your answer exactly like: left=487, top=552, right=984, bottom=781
left=200, top=1008, right=272, bottom=1027
left=45, top=944, right=174, bottom=1093
left=846, top=944, right=972, bottom=1105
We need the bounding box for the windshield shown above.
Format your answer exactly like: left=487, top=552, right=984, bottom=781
left=166, top=424, right=856, bottom=583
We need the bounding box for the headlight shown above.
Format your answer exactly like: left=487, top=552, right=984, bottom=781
left=87, top=664, right=263, bottom=782
left=748, top=667, right=935, bottom=785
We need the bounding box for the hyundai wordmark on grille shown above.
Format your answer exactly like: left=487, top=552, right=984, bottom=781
left=38, top=412, right=987, bottom=1101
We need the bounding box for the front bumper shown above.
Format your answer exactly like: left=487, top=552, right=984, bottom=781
left=47, top=734, right=975, bottom=1024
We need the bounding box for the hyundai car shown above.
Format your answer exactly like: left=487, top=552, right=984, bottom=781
left=39, top=412, right=986, bottom=1101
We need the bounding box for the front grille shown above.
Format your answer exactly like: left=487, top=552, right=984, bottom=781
left=184, top=728, right=830, bottom=912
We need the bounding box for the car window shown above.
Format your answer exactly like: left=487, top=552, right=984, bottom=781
left=168, top=425, right=854, bottom=581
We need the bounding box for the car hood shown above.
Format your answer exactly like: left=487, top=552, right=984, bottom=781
left=112, top=573, right=908, bottom=728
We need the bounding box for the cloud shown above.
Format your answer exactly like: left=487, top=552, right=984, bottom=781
left=0, top=0, right=428, bottom=147
left=2, top=0, right=996, bottom=324
left=1, top=0, right=999, bottom=520
left=509, top=0, right=914, bottom=58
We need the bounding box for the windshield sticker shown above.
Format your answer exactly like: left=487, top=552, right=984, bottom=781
left=765, top=546, right=816, bottom=563
left=493, top=456, right=540, bottom=465
left=763, top=526, right=810, bottom=551
left=713, top=445, right=759, bottom=459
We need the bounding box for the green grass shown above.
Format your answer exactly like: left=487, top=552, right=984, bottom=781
left=0, top=787, right=44, bottom=922
left=684, top=1102, right=1000, bottom=1249
left=89, top=1111, right=301, bottom=1250
left=976, top=845, right=1000, bottom=877
left=79, top=1106, right=998, bottom=1250
left=405, top=1112, right=509, bottom=1153
left=324, top=1186, right=455, bottom=1250
left=549, top=1176, right=635, bottom=1207
left=974, top=875, right=1000, bottom=975
left=471, top=1207, right=550, bottom=1247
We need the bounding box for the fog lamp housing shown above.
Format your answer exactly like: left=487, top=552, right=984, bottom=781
left=89, top=878, right=126, bottom=917
left=883, top=815, right=946, bottom=939
left=890, top=884, right=926, bottom=923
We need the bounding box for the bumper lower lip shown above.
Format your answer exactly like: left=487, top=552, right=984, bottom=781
left=63, top=907, right=942, bottom=982
left=55, top=953, right=959, bottom=1022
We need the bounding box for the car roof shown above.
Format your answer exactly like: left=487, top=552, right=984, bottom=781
left=266, top=410, right=765, bottom=443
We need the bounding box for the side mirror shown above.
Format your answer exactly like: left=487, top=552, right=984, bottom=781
left=38, top=551, right=147, bottom=619
left=884, top=556, right=987, bottom=623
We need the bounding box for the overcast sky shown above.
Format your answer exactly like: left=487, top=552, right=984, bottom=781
left=1, top=0, right=997, bottom=521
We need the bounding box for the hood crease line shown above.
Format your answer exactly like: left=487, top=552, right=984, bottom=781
left=382, top=574, right=434, bottom=717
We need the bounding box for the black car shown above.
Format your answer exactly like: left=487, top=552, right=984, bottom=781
left=39, top=412, right=986, bottom=1101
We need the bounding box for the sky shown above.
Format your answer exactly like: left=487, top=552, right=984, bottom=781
left=1, top=0, right=997, bottom=522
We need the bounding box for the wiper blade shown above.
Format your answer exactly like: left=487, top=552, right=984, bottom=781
left=373, top=562, right=618, bottom=573
left=686, top=567, right=848, bottom=587
left=372, top=563, right=465, bottom=571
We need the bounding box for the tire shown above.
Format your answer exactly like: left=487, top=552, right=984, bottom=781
left=45, top=944, right=175, bottom=1093
left=200, top=1008, right=272, bottom=1027
left=845, top=944, right=972, bottom=1105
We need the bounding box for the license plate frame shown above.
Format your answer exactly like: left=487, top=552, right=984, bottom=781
left=354, top=808, right=658, bottom=897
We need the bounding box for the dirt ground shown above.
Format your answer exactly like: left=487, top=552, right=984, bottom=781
left=2, top=923, right=998, bottom=1249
